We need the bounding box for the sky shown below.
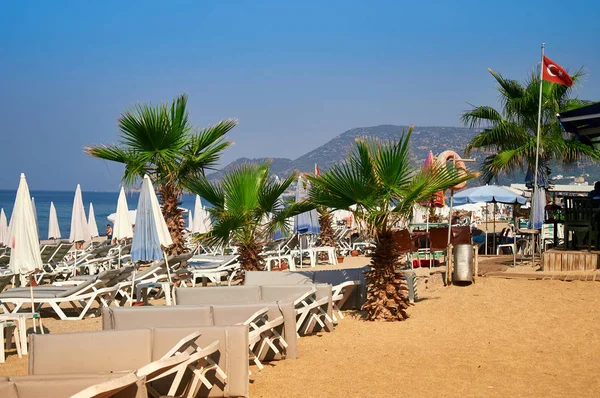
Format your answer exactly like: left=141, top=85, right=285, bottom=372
left=1, top=0, right=599, bottom=191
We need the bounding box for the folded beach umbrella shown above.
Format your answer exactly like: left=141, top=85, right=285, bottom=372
left=113, top=187, right=133, bottom=241
left=131, top=175, right=174, bottom=303
left=88, top=203, right=99, bottom=238
left=293, top=176, right=320, bottom=235
left=31, top=197, right=39, bottom=234
left=188, top=209, right=194, bottom=231
left=9, top=174, right=42, bottom=323
left=48, top=202, right=61, bottom=240
left=69, top=184, right=91, bottom=243
left=0, top=209, right=7, bottom=247
left=192, top=195, right=211, bottom=234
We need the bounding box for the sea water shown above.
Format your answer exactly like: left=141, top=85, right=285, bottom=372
left=0, top=190, right=200, bottom=240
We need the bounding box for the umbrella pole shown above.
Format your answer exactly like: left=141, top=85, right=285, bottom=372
left=29, top=273, right=36, bottom=333
left=493, top=204, right=496, bottom=254
left=447, top=191, right=454, bottom=247
left=163, top=250, right=172, bottom=284
left=130, top=263, right=137, bottom=306
left=485, top=207, right=488, bottom=255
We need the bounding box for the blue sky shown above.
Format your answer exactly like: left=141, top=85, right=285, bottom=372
left=1, top=0, right=599, bottom=191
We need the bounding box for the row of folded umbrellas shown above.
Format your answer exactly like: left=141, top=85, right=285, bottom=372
left=0, top=173, right=185, bottom=278
left=0, top=187, right=214, bottom=245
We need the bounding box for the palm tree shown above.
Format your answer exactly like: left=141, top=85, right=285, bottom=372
left=85, top=94, right=237, bottom=254
left=185, top=162, right=314, bottom=272
left=307, top=127, right=475, bottom=321
left=462, top=68, right=600, bottom=183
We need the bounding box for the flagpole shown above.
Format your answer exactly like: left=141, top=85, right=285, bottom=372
left=531, top=41, right=545, bottom=264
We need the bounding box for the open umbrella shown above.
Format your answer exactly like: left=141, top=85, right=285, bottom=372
left=48, top=202, right=61, bottom=240
left=107, top=209, right=136, bottom=225
left=130, top=175, right=173, bottom=304
left=88, top=203, right=99, bottom=238
left=9, top=174, right=42, bottom=327
left=113, top=187, right=133, bottom=241
left=69, top=184, right=90, bottom=244
left=0, top=209, right=7, bottom=247
left=454, top=185, right=526, bottom=255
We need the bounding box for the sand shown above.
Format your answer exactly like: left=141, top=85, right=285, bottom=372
left=2, top=256, right=600, bottom=397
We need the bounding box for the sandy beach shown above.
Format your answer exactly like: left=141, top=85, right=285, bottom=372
left=1, top=256, right=600, bottom=397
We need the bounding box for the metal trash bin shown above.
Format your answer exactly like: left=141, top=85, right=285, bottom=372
left=453, top=244, right=473, bottom=284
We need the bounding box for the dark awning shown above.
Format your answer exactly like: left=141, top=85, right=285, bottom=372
left=557, top=102, right=600, bottom=145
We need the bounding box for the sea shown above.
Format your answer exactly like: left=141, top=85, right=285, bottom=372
left=0, top=190, right=199, bottom=240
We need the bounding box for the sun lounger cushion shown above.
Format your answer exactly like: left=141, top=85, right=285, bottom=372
left=150, top=326, right=249, bottom=397
left=28, top=327, right=249, bottom=398
left=101, top=305, right=214, bottom=330
left=0, top=373, right=145, bottom=398
left=0, top=278, right=98, bottom=299
left=244, top=271, right=313, bottom=285
left=212, top=302, right=298, bottom=360
left=294, top=266, right=369, bottom=309
left=29, top=329, right=152, bottom=375
left=102, top=303, right=298, bottom=360
left=175, top=285, right=262, bottom=304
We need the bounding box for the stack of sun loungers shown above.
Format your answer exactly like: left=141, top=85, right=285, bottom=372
left=0, top=242, right=365, bottom=397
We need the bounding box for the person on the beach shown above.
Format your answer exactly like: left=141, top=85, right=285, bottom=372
left=588, top=181, right=600, bottom=199
left=106, top=224, right=113, bottom=242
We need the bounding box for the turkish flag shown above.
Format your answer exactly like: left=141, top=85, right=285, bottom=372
left=314, top=163, right=320, bottom=176
left=542, top=56, right=573, bottom=87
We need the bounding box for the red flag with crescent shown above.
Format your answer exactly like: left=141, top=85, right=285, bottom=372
left=315, top=163, right=320, bottom=176
left=542, top=56, right=572, bottom=87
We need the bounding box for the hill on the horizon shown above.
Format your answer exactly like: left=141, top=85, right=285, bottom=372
left=207, top=124, right=600, bottom=186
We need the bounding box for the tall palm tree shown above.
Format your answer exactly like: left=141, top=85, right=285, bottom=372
left=85, top=94, right=237, bottom=254
left=185, top=162, right=314, bottom=271
left=308, top=127, right=475, bottom=321
left=462, top=68, right=600, bottom=183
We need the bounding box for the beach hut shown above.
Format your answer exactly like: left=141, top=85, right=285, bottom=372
left=9, top=174, right=42, bottom=327
left=69, top=184, right=91, bottom=249
left=88, top=203, right=99, bottom=238
left=48, top=202, right=61, bottom=240
left=130, top=175, right=174, bottom=304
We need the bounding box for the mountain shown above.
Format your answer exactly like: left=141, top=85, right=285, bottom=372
left=207, top=124, right=600, bottom=186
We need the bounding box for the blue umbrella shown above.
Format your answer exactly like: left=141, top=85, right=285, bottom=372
left=453, top=185, right=526, bottom=256
left=130, top=175, right=174, bottom=305
left=525, top=166, right=549, bottom=229
left=293, top=176, right=320, bottom=235
left=453, top=185, right=526, bottom=205
left=131, top=176, right=173, bottom=262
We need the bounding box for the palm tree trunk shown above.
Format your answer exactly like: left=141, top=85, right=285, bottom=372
left=317, top=210, right=336, bottom=247
left=362, top=229, right=410, bottom=321
left=158, top=183, right=185, bottom=255
left=238, top=241, right=264, bottom=272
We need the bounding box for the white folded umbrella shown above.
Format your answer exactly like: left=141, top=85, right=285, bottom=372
left=31, top=197, right=38, bottom=235
left=188, top=209, right=194, bottom=231
left=69, top=184, right=90, bottom=243
left=88, top=202, right=99, bottom=238
left=113, top=187, right=133, bottom=241
left=0, top=209, right=8, bottom=246
left=48, top=201, right=61, bottom=240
